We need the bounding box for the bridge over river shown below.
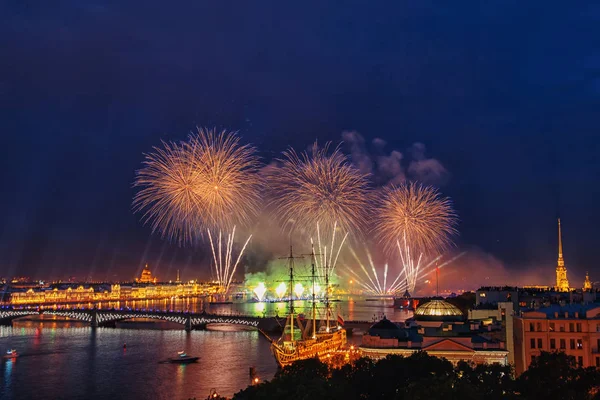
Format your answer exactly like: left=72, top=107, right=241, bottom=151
left=0, top=307, right=287, bottom=332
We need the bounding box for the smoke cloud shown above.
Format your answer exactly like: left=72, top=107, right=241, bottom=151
left=436, top=248, right=549, bottom=292
left=341, top=131, right=449, bottom=186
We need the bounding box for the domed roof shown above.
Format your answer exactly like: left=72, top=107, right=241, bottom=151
left=414, top=299, right=464, bottom=321
left=367, top=317, right=408, bottom=339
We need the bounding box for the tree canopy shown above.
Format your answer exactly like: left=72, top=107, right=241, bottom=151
left=233, top=351, right=600, bottom=400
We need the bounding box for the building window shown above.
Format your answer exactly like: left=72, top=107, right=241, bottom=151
left=577, top=339, right=583, bottom=350
left=560, top=339, right=566, bottom=349
left=538, top=338, right=543, bottom=348
left=569, top=323, right=574, bottom=332
left=550, top=338, right=556, bottom=349
left=578, top=356, right=583, bottom=366
left=576, top=323, right=582, bottom=332
left=597, top=339, right=600, bottom=350
left=570, top=339, right=576, bottom=350
left=596, top=357, right=600, bottom=368
left=530, top=322, right=535, bottom=332
left=549, top=322, right=555, bottom=332
left=560, top=325, right=565, bottom=332
left=530, top=338, right=536, bottom=349
left=537, top=322, right=542, bottom=331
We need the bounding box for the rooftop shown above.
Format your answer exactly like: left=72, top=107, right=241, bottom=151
left=522, top=303, right=600, bottom=319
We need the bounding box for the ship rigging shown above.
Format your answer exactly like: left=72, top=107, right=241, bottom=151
left=270, top=245, right=347, bottom=368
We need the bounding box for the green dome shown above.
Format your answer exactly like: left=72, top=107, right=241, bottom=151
left=414, top=299, right=464, bottom=321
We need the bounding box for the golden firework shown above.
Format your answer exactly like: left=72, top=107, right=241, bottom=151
left=268, top=142, right=370, bottom=236
left=375, top=182, right=458, bottom=255
left=133, top=128, right=261, bottom=244
left=185, top=128, right=262, bottom=230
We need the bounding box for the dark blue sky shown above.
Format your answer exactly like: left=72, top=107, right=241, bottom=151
left=1, top=2, right=599, bottom=284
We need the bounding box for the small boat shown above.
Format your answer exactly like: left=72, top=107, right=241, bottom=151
left=4, top=349, right=18, bottom=359
left=168, top=351, right=199, bottom=364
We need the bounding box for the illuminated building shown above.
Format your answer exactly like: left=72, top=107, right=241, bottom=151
left=9, top=281, right=224, bottom=305
left=476, top=285, right=597, bottom=312
left=136, top=264, right=157, bottom=284
left=360, top=300, right=508, bottom=365
left=476, top=287, right=519, bottom=310
left=513, top=304, right=600, bottom=375
left=469, top=302, right=515, bottom=365
left=555, top=218, right=570, bottom=292
left=12, top=288, right=46, bottom=304
left=584, top=272, right=592, bottom=291
left=11, top=286, right=109, bottom=304
left=10, top=277, right=31, bottom=284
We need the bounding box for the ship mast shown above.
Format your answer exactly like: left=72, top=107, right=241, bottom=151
left=311, top=246, right=317, bottom=339
left=288, top=245, right=295, bottom=341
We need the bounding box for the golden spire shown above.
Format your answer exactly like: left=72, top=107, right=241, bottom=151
left=557, top=218, right=564, bottom=267
left=556, top=218, right=569, bottom=291
left=584, top=272, right=592, bottom=291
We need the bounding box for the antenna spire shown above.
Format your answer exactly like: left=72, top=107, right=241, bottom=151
left=436, top=265, right=439, bottom=297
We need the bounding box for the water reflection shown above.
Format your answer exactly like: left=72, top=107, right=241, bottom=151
left=4, top=358, right=13, bottom=391
left=0, top=325, right=278, bottom=399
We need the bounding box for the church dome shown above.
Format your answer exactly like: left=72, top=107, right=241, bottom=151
left=414, top=299, right=464, bottom=321
left=138, top=264, right=156, bottom=283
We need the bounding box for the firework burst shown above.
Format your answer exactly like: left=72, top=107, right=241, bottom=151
left=375, top=182, right=458, bottom=255
left=373, top=182, right=458, bottom=293
left=134, top=128, right=261, bottom=240
left=185, top=129, right=261, bottom=230
left=268, top=142, right=370, bottom=236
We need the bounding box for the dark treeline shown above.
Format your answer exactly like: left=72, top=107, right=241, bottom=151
left=231, top=351, right=600, bottom=400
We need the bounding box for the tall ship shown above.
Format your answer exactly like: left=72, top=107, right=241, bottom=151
left=270, top=246, right=347, bottom=368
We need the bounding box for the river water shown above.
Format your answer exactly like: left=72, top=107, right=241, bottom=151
left=1, top=299, right=412, bottom=399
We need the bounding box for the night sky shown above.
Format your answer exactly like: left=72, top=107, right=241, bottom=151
left=1, top=2, right=599, bottom=285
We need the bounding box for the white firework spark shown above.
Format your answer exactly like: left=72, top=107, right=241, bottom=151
left=310, top=222, right=348, bottom=288
left=207, top=227, right=252, bottom=294
left=345, top=243, right=466, bottom=296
